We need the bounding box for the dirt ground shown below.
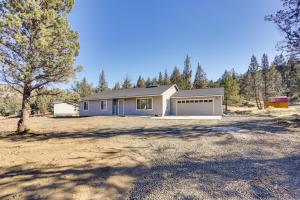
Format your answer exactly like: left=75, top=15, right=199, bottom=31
left=0, top=111, right=300, bottom=199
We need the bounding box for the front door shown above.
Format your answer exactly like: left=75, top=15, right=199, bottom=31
left=112, top=99, right=118, bottom=115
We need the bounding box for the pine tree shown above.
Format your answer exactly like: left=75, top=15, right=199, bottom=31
left=163, top=69, right=170, bottom=85
left=112, top=82, right=121, bottom=90
left=98, top=70, right=108, bottom=92
left=193, top=63, right=208, bottom=89
left=136, top=75, right=146, bottom=88
left=72, top=78, right=95, bottom=98
left=248, top=55, right=263, bottom=109
left=261, top=54, right=270, bottom=101
left=269, top=64, right=285, bottom=96
left=122, top=75, right=132, bottom=89
left=170, top=66, right=182, bottom=87
left=151, top=77, right=158, bottom=86
left=240, top=70, right=253, bottom=101
left=181, top=55, right=192, bottom=89
left=158, top=72, right=164, bottom=85
left=145, top=77, right=152, bottom=87
left=222, top=74, right=241, bottom=111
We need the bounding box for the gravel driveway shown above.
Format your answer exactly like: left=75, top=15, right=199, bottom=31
left=0, top=115, right=299, bottom=200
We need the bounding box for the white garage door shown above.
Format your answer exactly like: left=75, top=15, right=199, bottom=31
left=177, top=99, right=214, bottom=116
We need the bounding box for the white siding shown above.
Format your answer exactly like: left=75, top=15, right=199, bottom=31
left=161, top=85, right=178, bottom=116
left=54, top=103, right=78, bottom=116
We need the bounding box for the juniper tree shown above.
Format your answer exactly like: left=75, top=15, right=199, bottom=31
left=0, top=0, right=80, bottom=132
left=181, top=55, right=192, bottom=89
left=266, top=0, right=300, bottom=58
left=136, top=75, right=146, bottom=88
left=193, top=63, right=208, bottom=89
left=240, top=70, right=253, bottom=101
left=170, top=66, right=181, bottom=87
left=98, top=69, right=108, bottom=92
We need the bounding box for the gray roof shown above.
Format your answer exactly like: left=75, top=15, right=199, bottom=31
left=171, top=87, right=224, bottom=98
left=82, top=85, right=177, bottom=100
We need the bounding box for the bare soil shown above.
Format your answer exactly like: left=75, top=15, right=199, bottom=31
left=0, top=114, right=299, bottom=199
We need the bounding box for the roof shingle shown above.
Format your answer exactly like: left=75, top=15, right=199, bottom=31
left=82, top=85, right=176, bottom=100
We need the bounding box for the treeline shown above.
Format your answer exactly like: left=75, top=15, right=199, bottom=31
left=1, top=54, right=299, bottom=116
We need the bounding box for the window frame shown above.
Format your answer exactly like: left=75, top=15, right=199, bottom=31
left=100, top=100, right=107, bottom=111
left=83, top=101, right=89, bottom=111
left=136, top=97, right=153, bottom=110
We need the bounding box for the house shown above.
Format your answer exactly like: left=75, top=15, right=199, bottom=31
left=54, top=102, right=78, bottom=117
left=80, top=84, right=224, bottom=117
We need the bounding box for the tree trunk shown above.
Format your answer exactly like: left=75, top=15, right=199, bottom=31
left=18, top=88, right=31, bottom=133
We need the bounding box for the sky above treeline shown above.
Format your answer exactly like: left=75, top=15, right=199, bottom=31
left=69, top=0, right=283, bottom=87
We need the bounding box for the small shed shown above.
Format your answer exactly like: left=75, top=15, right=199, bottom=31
left=54, top=102, right=78, bottom=117
left=265, top=96, right=288, bottom=108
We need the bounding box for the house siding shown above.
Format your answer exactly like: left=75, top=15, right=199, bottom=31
left=161, top=86, right=178, bottom=116
left=80, top=99, right=113, bottom=116
left=123, top=96, right=163, bottom=116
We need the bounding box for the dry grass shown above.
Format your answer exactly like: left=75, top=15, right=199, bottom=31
left=0, top=115, right=299, bottom=199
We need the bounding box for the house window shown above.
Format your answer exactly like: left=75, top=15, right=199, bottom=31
left=83, top=101, right=89, bottom=111
left=100, top=100, right=107, bottom=110
left=186, top=100, right=190, bottom=103
left=190, top=100, right=194, bottom=103
left=178, top=101, right=182, bottom=103
left=137, top=98, right=152, bottom=110
left=204, top=100, right=208, bottom=102
left=209, top=99, right=213, bottom=102
left=195, top=100, right=199, bottom=103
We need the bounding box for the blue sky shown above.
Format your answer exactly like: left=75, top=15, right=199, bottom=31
left=69, top=0, right=283, bottom=87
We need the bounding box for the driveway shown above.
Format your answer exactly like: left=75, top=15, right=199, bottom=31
left=0, top=116, right=299, bottom=199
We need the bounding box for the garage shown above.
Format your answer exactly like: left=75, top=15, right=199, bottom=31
left=170, top=88, right=224, bottom=116
left=176, top=98, right=214, bottom=116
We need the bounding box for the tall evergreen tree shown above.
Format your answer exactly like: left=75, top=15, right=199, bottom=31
left=240, top=70, right=253, bottom=101
left=222, top=73, right=241, bottom=112
left=170, top=66, right=181, bottom=87
left=98, top=70, right=108, bottom=92
left=122, top=75, right=132, bottom=89
left=136, top=75, right=146, bottom=88
left=181, top=55, right=192, bottom=89
left=163, top=69, right=170, bottom=85
left=158, top=72, right=163, bottom=85
left=248, top=55, right=263, bottom=109
left=261, top=54, right=270, bottom=101
left=0, top=0, right=80, bottom=132
left=193, top=63, right=208, bottom=89
left=151, top=77, right=158, bottom=85
left=145, top=77, right=152, bottom=87
left=72, top=78, right=95, bottom=98
left=112, top=82, right=121, bottom=90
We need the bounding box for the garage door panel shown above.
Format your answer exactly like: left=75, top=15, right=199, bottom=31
left=177, top=99, right=213, bottom=116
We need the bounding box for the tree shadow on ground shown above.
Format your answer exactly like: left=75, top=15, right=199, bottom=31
left=0, top=117, right=297, bottom=142
left=129, top=154, right=300, bottom=199
left=0, top=155, right=299, bottom=200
